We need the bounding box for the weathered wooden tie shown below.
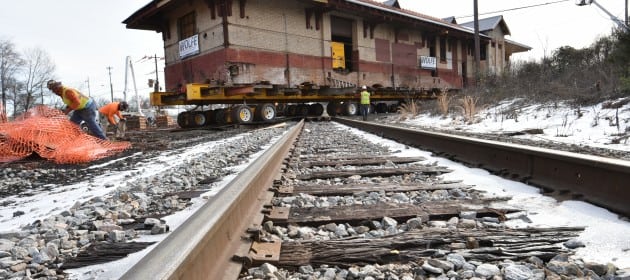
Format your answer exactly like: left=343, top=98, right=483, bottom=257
left=60, top=241, right=156, bottom=269
left=266, top=200, right=514, bottom=226
left=273, top=227, right=583, bottom=267
left=276, top=181, right=471, bottom=196
left=292, top=156, right=426, bottom=168
left=297, top=165, right=452, bottom=180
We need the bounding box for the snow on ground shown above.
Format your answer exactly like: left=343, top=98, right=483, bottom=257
left=48, top=99, right=630, bottom=277
left=400, top=98, right=630, bottom=152
left=4, top=99, right=629, bottom=279
left=342, top=119, right=630, bottom=270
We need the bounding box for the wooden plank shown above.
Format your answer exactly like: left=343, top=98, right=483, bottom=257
left=287, top=182, right=471, bottom=196
left=60, top=241, right=156, bottom=269
left=277, top=227, right=584, bottom=267
left=268, top=200, right=514, bottom=225
left=296, top=166, right=452, bottom=180
left=294, top=156, right=426, bottom=168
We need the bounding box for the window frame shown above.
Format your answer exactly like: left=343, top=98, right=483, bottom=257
left=178, top=11, right=197, bottom=41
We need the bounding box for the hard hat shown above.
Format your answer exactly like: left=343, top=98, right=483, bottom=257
left=361, top=85, right=367, bottom=89
left=47, top=80, right=60, bottom=90
left=119, top=101, right=129, bottom=111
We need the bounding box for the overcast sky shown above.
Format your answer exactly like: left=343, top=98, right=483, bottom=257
left=403, top=0, right=626, bottom=60
left=0, top=0, right=164, bottom=103
left=0, top=0, right=626, bottom=102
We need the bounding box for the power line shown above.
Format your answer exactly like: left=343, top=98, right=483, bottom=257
left=456, top=0, right=570, bottom=19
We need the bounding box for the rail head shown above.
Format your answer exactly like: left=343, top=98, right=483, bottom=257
left=121, top=120, right=304, bottom=280
left=334, top=117, right=630, bottom=218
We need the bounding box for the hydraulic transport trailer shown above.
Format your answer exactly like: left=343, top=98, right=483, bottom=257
left=150, top=83, right=438, bottom=127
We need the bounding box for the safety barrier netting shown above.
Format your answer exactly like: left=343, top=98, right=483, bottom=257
left=0, top=103, right=6, bottom=123
left=0, top=105, right=131, bottom=164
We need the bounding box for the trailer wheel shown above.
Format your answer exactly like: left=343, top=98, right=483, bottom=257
left=326, top=102, right=339, bottom=116
left=344, top=102, right=359, bottom=116
left=232, top=105, right=253, bottom=123
left=297, top=104, right=309, bottom=116
left=192, top=111, right=207, bottom=127
left=286, top=105, right=297, bottom=116
left=376, top=103, right=388, bottom=113
left=255, top=103, right=276, bottom=122
left=204, top=110, right=216, bottom=125
left=215, top=109, right=227, bottom=125
left=177, top=111, right=191, bottom=128
left=309, top=103, right=324, bottom=116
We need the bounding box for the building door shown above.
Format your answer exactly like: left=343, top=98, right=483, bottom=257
left=330, top=16, right=354, bottom=72
left=331, top=42, right=345, bottom=70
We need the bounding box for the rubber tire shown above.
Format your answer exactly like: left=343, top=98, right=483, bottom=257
left=192, top=111, right=207, bottom=127
left=309, top=103, right=324, bottom=116
left=214, top=109, right=227, bottom=125
left=297, top=104, right=309, bottom=116
left=255, top=103, right=276, bottom=122
left=232, top=105, right=253, bottom=123
left=326, top=102, right=339, bottom=116
left=344, top=102, right=359, bottom=116
left=376, top=103, right=388, bottom=113
left=177, top=111, right=191, bottom=128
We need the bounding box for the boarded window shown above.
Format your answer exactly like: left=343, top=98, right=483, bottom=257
left=375, top=38, right=391, bottom=62
left=178, top=12, right=197, bottom=40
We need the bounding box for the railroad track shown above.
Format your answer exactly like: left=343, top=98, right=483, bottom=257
left=121, top=119, right=629, bottom=279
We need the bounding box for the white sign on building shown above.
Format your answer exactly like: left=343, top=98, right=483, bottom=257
left=419, top=56, right=437, bottom=70
left=179, top=34, right=200, bottom=59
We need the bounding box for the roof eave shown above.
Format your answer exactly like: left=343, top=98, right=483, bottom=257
left=123, top=0, right=167, bottom=31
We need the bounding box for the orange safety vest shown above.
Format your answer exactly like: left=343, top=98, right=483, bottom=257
left=61, top=86, right=90, bottom=110
left=99, top=102, right=123, bottom=125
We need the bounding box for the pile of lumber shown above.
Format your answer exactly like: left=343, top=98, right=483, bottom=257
left=125, top=115, right=147, bottom=130
left=155, top=115, right=176, bottom=127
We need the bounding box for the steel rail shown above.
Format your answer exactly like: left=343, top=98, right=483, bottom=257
left=334, top=118, right=630, bottom=218
left=121, top=120, right=304, bottom=280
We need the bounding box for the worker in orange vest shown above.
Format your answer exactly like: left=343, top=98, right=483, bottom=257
left=47, top=80, right=107, bottom=140
left=98, top=101, right=129, bottom=139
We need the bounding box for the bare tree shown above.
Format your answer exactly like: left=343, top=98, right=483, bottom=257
left=0, top=38, right=24, bottom=113
left=18, top=47, right=55, bottom=113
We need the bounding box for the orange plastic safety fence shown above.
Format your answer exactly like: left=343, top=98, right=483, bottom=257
left=0, top=105, right=131, bottom=164
left=0, top=103, right=6, bottom=123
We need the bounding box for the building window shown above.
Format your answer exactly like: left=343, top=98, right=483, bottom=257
left=439, top=37, right=446, bottom=62
left=178, top=11, right=197, bottom=40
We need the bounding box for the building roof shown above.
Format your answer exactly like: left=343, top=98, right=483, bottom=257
left=124, top=0, right=487, bottom=39
left=382, top=0, right=400, bottom=8
left=460, top=15, right=511, bottom=36
left=123, top=0, right=531, bottom=53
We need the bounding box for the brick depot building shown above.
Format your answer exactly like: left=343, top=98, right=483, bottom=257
left=124, top=0, right=530, bottom=92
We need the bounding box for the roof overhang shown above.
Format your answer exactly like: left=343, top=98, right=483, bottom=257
left=123, top=0, right=177, bottom=31
left=505, top=39, right=532, bottom=54
left=124, top=0, right=492, bottom=42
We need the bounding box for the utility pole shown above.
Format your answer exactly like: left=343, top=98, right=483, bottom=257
left=626, top=0, right=628, bottom=27
left=107, top=66, right=114, bottom=102
left=154, top=54, right=159, bottom=92
left=86, top=77, right=91, bottom=97
left=473, top=0, right=480, bottom=89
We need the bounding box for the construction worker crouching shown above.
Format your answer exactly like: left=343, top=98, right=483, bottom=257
left=48, top=80, right=108, bottom=140
left=99, top=101, right=129, bottom=139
